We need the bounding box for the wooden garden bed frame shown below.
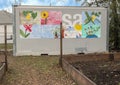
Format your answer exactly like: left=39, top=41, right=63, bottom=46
left=62, top=53, right=120, bottom=85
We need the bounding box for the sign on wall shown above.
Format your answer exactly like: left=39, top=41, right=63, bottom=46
left=19, top=10, right=101, bottom=39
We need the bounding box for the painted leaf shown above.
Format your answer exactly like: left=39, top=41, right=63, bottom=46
left=98, top=12, right=101, bottom=14
left=20, top=29, right=25, bottom=38
left=85, top=12, right=91, bottom=20
left=96, top=26, right=100, bottom=31
left=95, top=13, right=98, bottom=16
left=23, top=11, right=28, bottom=16
left=91, top=20, right=95, bottom=24
left=28, top=11, right=33, bottom=13
left=23, top=11, right=33, bottom=17
left=25, top=33, right=30, bottom=38
left=84, top=19, right=90, bottom=25
left=32, top=12, right=37, bottom=19
left=92, top=12, right=94, bottom=15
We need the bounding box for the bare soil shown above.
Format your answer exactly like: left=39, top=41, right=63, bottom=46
left=0, top=51, right=5, bottom=66
left=0, top=54, right=77, bottom=85
left=70, top=53, right=120, bottom=85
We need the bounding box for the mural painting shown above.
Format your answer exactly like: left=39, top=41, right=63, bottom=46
left=19, top=10, right=101, bottom=39
left=20, top=10, right=62, bottom=38
left=62, top=14, right=82, bottom=38
left=82, top=11, right=101, bottom=38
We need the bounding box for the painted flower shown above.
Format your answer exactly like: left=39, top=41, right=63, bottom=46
left=41, top=11, right=49, bottom=19
left=26, top=13, right=31, bottom=20
left=23, top=24, right=32, bottom=32
left=41, top=19, right=45, bottom=25
left=74, top=24, right=82, bottom=32
left=91, top=15, right=96, bottom=21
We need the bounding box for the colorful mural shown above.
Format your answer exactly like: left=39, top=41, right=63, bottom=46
left=20, top=10, right=62, bottom=38
left=40, top=11, right=62, bottom=25
left=20, top=24, right=33, bottom=38
left=82, top=11, right=101, bottom=38
left=63, top=25, right=82, bottom=38
left=20, top=25, right=60, bottom=38
left=82, top=25, right=101, bottom=38
left=62, top=14, right=82, bottom=38
left=20, top=11, right=40, bottom=24
left=20, top=10, right=101, bottom=39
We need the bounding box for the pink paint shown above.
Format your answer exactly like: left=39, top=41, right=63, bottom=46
left=23, top=24, right=32, bottom=32
left=41, top=19, right=46, bottom=25
left=41, top=11, right=62, bottom=25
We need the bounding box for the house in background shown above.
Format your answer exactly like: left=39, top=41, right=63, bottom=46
left=0, top=10, right=13, bottom=43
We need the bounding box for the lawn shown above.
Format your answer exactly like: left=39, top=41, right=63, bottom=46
left=0, top=43, right=13, bottom=50
left=0, top=55, right=77, bottom=85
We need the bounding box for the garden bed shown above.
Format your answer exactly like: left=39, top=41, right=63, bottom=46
left=0, top=52, right=5, bottom=82
left=0, top=63, right=6, bottom=81
left=63, top=53, right=120, bottom=85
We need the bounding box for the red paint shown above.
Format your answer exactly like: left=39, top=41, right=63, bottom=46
left=23, top=24, right=32, bottom=32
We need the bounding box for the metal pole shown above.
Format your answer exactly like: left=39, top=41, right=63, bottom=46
left=50, top=0, right=52, bottom=6
left=14, top=0, right=17, bottom=4
left=59, top=22, right=63, bottom=67
left=19, top=0, right=22, bottom=5
left=107, top=0, right=110, bottom=52
left=4, top=25, right=8, bottom=71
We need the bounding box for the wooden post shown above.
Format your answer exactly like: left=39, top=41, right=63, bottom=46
left=4, top=25, right=8, bottom=71
left=59, top=22, right=63, bottom=67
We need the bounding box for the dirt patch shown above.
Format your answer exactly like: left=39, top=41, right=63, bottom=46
left=0, top=52, right=5, bottom=66
left=69, top=53, right=120, bottom=85
left=72, top=60, right=120, bottom=85
left=0, top=55, right=77, bottom=85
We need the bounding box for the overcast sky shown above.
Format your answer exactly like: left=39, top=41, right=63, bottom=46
left=0, top=0, right=87, bottom=13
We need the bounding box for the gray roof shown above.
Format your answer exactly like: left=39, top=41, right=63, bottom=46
left=0, top=10, right=12, bottom=25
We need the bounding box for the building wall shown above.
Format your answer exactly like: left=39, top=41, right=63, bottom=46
left=0, top=25, right=13, bottom=43
left=13, top=6, right=108, bottom=56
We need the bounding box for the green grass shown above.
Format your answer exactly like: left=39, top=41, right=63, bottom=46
left=0, top=43, right=13, bottom=49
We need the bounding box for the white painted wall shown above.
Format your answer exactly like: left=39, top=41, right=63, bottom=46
left=13, top=6, right=108, bottom=56
left=0, top=25, right=13, bottom=43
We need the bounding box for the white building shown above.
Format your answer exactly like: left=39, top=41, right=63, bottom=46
left=0, top=11, right=13, bottom=43
left=13, top=6, right=108, bottom=56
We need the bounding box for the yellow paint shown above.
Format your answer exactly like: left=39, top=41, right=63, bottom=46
left=91, top=15, right=96, bottom=21
left=41, top=11, right=49, bottom=19
left=74, top=24, right=82, bottom=31
left=26, top=13, right=31, bottom=20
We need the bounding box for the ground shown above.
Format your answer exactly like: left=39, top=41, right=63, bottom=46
left=0, top=55, right=76, bottom=85
left=71, top=54, right=120, bottom=85
left=0, top=51, right=5, bottom=66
